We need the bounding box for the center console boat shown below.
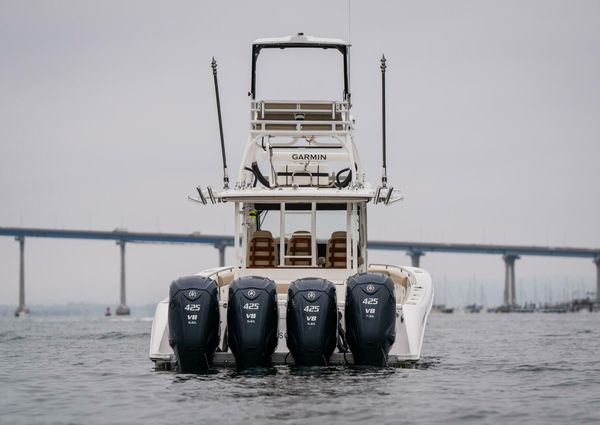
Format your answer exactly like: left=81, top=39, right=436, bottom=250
left=149, top=34, right=433, bottom=371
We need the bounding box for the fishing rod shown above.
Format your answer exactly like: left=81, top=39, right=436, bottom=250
left=211, top=57, right=230, bottom=189
left=380, top=54, right=387, bottom=189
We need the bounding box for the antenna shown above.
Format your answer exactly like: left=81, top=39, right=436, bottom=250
left=347, top=0, right=351, bottom=44
left=211, top=57, right=230, bottom=189
left=380, top=54, right=387, bottom=188
left=347, top=0, right=352, bottom=105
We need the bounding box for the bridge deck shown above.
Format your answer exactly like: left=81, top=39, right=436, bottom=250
left=1, top=226, right=598, bottom=258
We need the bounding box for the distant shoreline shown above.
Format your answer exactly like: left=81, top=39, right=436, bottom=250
left=0, top=303, right=156, bottom=317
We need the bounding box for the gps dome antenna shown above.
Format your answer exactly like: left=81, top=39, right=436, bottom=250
left=212, top=57, right=229, bottom=189
left=380, top=54, right=388, bottom=188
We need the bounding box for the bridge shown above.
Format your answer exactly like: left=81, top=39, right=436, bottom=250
left=1, top=226, right=599, bottom=315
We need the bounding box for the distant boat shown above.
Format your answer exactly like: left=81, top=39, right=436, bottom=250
left=14, top=309, right=30, bottom=318
left=432, top=304, right=454, bottom=314
left=432, top=275, right=452, bottom=313
left=517, top=303, right=536, bottom=313
left=570, top=298, right=594, bottom=312
left=464, top=276, right=485, bottom=313
left=489, top=303, right=535, bottom=313
left=105, top=307, right=112, bottom=317
left=541, top=304, right=568, bottom=314
left=464, top=303, right=482, bottom=313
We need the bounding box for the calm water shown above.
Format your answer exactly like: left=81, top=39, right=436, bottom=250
left=1, top=313, right=599, bottom=424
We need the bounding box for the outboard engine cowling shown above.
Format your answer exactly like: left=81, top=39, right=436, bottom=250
left=286, top=278, right=337, bottom=366
left=168, top=275, right=220, bottom=372
left=345, top=273, right=396, bottom=366
left=227, top=276, right=278, bottom=369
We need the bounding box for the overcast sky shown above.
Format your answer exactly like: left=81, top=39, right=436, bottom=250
left=1, top=0, right=599, bottom=308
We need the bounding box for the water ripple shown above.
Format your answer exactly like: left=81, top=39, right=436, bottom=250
left=1, top=313, right=600, bottom=425
left=0, top=331, right=24, bottom=342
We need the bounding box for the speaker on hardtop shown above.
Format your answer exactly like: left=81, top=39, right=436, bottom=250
left=227, top=276, right=278, bottom=369
left=286, top=278, right=337, bottom=366
left=345, top=273, right=396, bottom=366
left=168, top=275, right=220, bottom=373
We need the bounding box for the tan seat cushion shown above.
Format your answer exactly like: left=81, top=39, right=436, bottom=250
left=286, top=231, right=312, bottom=266
left=326, top=231, right=347, bottom=268
left=248, top=230, right=276, bottom=268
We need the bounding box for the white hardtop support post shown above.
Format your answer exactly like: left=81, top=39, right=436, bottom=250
left=234, top=201, right=240, bottom=267
left=311, top=202, right=317, bottom=266
left=352, top=203, right=358, bottom=270
left=242, top=204, right=249, bottom=270
left=279, top=202, right=285, bottom=267
left=346, top=204, right=352, bottom=271
left=361, top=201, right=368, bottom=270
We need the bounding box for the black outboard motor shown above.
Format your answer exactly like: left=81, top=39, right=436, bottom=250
left=345, top=273, right=396, bottom=366
left=286, top=278, right=337, bottom=366
left=168, top=275, right=220, bottom=373
left=227, top=276, right=278, bottom=369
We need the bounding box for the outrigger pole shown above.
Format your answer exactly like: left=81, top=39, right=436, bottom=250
left=211, top=57, right=230, bottom=189
left=380, top=54, right=388, bottom=188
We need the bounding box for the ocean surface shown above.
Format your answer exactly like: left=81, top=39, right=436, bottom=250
left=1, top=312, right=599, bottom=425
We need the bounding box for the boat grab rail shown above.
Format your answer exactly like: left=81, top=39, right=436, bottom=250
left=198, top=266, right=236, bottom=281
left=250, top=120, right=351, bottom=132
left=251, top=100, right=349, bottom=110
left=291, top=169, right=313, bottom=186
left=251, top=119, right=352, bottom=125
left=251, top=100, right=350, bottom=122
left=208, top=265, right=234, bottom=275
left=368, top=263, right=413, bottom=288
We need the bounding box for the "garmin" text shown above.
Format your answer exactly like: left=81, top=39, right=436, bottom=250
left=291, top=153, right=326, bottom=161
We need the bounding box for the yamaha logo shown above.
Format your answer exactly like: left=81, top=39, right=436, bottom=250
left=307, top=291, right=316, bottom=300
left=188, top=290, right=197, bottom=298
left=247, top=290, right=256, bottom=297
left=366, top=284, right=375, bottom=293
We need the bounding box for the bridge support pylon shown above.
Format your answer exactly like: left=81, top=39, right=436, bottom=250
left=14, top=236, right=30, bottom=317
left=407, top=251, right=424, bottom=268
left=115, top=241, right=130, bottom=315
left=502, top=254, right=520, bottom=307
left=595, top=257, right=600, bottom=304
left=215, top=243, right=227, bottom=268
